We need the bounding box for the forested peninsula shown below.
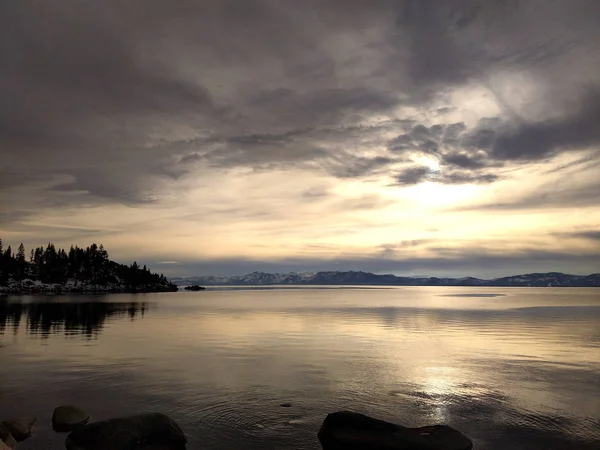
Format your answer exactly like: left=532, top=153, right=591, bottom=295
left=0, top=240, right=177, bottom=294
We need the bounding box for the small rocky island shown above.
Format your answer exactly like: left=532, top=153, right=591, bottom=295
left=1, top=407, right=473, bottom=450
left=0, top=240, right=177, bottom=295
left=183, top=284, right=206, bottom=291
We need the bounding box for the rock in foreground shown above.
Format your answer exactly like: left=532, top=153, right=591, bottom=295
left=0, top=418, right=36, bottom=442
left=53, top=405, right=91, bottom=432
left=0, top=423, right=18, bottom=449
left=65, top=413, right=186, bottom=450
left=317, top=411, right=472, bottom=450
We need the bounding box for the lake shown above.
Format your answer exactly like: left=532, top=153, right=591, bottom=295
left=1, top=287, right=599, bottom=449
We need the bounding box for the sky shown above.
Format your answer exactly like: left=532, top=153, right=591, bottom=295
left=1, top=0, right=599, bottom=278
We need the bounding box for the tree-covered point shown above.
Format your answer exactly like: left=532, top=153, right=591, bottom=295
left=0, top=239, right=176, bottom=292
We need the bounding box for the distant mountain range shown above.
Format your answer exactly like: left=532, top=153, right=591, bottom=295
left=170, top=271, right=600, bottom=287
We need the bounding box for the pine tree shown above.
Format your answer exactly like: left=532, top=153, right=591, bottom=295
left=34, top=247, right=43, bottom=266
left=42, top=243, right=58, bottom=281
left=16, top=243, right=26, bottom=279
left=0, top=238, right=4, bottom=280
left=16, top=243, right=25, bottom=262
left=98, top=244, right=108, bottom=261
left=2, top=245, right=13, bottom=281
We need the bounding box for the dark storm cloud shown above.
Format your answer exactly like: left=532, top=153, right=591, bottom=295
left=2, top=0, right=600, bottom=208
left=387, top=120, right=503, bottom=175
left=396, top=0, right=600, bottom=87
left=0, top=1, right=217, bottom=147
left=492, top=92, right=600, bottom=161
left=442, top=152, right=491, bottom=170
left=388, top=109, right=600, bottom=184
left=383, top=0, right=600, bottom=180
left=442, top=171, right=498, bottom=184
left=395, top=166, right=430, bottom=186
left=321, top=155, right=397, bottom=179
left=165, top=120, right=407, bottom=179
left=391, top=0, right=486, bottom=89
left=394, top=165, right=497, bottom=186
left=247, top=87, right=401, bottom=128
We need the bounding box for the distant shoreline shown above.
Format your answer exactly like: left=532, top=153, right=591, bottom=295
left=170, top=271, right=600, bottom=288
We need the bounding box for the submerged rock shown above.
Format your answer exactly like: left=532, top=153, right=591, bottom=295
left=0, top=418, right=36, bottom=442
left=317, top=411, right=473, bottom=450
left=65, top=413, right=186, bottom=450
left=52, top=405, right=91, bottom=432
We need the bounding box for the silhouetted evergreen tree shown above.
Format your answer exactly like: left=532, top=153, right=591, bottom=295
left=16, top=243, right=26, bottom=279
left=1, top=245, right=14, bottom=283
left=0, top=239, right=5, bottom=283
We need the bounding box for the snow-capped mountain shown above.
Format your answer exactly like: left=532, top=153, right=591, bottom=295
left=485, top=272, right=600, bottom=287
left=169, top=271, right=600, bottom=287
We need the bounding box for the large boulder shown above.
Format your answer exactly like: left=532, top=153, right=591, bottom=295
left=0, top=418, right=36, bottom=442
left=53, top=405, right=91, bottom=432
left=65, top=413, right=186, bottom=450
left=317, top=411, right=473, bottom=450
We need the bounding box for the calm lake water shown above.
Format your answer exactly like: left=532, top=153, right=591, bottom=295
left=1, top=287, right=599, bottom=450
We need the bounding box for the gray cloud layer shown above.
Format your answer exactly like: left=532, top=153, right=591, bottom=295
left=2, top=0, right=600, bottom=204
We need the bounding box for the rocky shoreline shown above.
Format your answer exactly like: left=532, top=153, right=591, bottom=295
left=1, top=407, right=474, bottom=450
left=0, top=278, right=178, bottom=295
